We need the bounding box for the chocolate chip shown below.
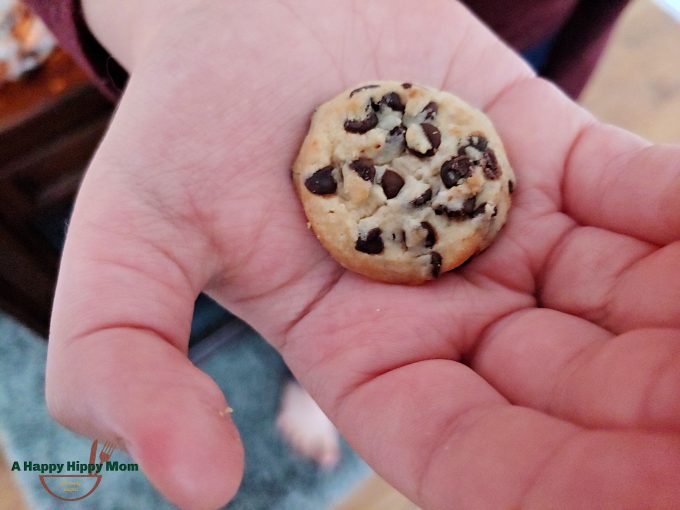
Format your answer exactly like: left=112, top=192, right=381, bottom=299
left=402, top=82, right=412, bottom=89
left=304, top=166, right=336, bottom=195
left=387, top=125, right=406, bottom=147
left=458, top=135, right=489, bottom=155
left=491, top=205, right=498, bottom=217
left=433, top=198, right=484, bottom=221
left=430, top=252, right=443, bottom=278
left=422, top=123, right=441, bottom=152
left=355, top=228, right=384, bottom=254
left=462, top=197, right=477, bottom=215
left=421, top=222, right=437, bottom=248
left=440, top=156, right=472, bottom=188
left=349, top=158, right=376, bottom=181
left=349, top=84, right=379, bottom=97
left=472, top=203, right=488, bottom=218
left=446, top=209, right=469, bottom=221
left=344, top=110, right=379, bottom=133
left=461, top=197, right=487, bottom=218
left=389, top=125, right=405, bottom=137
left=471, top=136, right=488, bottom=152
left=508, top=180, right=515, bottom=193
left=410, top=188, right=432, bottom=207
left=481, top=149, right=501, bottom=179
left=420, top=101, right=438, bottom=120
left=381, top=170, right=405, bottom=199
left=409, top=123, right=441, bottom=158
left=378, top=92, right=405, bottom=112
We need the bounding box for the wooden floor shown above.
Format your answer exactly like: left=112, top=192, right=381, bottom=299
left=2, top=1, right=679, bottom=509
left=0, top=445, right=29, bottom=510
left=580, top=0, right=680, bottom=143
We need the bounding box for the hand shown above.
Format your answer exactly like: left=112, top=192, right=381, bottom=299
left=46, top=1, right=680, bottom=508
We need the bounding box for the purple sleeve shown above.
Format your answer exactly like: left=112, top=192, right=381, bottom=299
left=461, top=0, right=630, bottom=97
left=24, top=0, right=127, bottom=100
left=539, top=0, right=630, bottom=98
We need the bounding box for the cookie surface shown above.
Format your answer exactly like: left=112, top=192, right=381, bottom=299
left=293, top=81, right=515, bottom=284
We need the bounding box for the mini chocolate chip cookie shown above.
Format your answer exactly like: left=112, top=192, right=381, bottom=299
left=293, top=81, right=515, bottom=284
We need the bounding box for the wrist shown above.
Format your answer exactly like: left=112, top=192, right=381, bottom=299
left=81, top=0, right=204, bottom=71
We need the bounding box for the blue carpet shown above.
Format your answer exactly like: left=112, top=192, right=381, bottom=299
left=0, top=313, right=370, bottom=509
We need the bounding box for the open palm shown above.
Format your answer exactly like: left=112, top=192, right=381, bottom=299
left=46, top=1, right=680, bottom=508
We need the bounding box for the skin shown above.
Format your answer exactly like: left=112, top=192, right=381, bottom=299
left=45, top=0, right=680, bottom=509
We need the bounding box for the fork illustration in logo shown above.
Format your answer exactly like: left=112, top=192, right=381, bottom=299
left=40, top=439, right=116, bottom=501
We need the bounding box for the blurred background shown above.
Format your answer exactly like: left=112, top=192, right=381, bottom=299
left=1, top=0, right=679, bottom=508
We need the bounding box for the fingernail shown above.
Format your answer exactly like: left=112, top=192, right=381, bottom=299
left=219, top=406, right=234, bottom=417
